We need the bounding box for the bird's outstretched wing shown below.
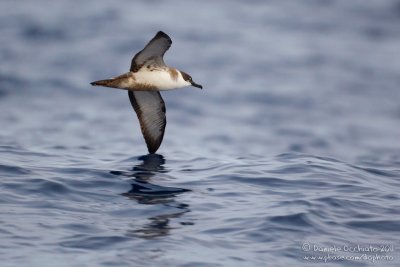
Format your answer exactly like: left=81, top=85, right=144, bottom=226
left=128, top=91, right=166, bottom=153
left=130, top=31, right=172, bottom=72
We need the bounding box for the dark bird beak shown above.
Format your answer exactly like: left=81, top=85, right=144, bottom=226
left=191, top=81, right=203, bottom=89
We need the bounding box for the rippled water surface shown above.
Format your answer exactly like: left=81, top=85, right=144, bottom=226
left=1, top=1, right=400, bottom=266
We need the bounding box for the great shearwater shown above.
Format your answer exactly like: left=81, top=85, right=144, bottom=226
left=91, top=31, right=202, bottom=154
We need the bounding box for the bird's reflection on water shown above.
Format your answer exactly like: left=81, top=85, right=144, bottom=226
left=126, top=204, right=190, bottom=239
left=110, top=154, right=192, bottom=238
left=111, top=154, right=190, bottom=201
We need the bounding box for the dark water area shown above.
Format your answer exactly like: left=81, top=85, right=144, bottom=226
left=1, top=1, right=400, bottom=266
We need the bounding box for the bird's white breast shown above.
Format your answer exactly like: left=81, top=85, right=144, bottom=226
left=133, top=69, right=189, bottom=90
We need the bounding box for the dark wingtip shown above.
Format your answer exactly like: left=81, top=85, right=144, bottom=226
left=147, top=141, right=161, bottom=154
left=147, top=147, right=158, bottom=154
left=90, top=82, right=96, bottom=86
left=157, top=31, right=168, bottom=36
left=155, top=31, right=171, bottom=43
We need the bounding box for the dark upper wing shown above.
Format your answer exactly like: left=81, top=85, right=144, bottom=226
left=130, top=31, right=172, bottom=72
left=128, top=91, right=166, bottom=153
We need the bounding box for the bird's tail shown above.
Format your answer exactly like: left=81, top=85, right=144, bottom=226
left=90, top=79, right=115, bottom=87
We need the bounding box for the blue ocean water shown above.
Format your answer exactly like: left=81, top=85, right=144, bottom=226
left=1, top=1, right=400, bottom=266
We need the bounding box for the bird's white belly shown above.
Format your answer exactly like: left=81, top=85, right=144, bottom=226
left=134, top=70, right=184, bottom=90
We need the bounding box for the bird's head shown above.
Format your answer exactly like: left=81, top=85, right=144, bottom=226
left=180, top=71, right=203, bottom=89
